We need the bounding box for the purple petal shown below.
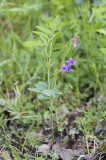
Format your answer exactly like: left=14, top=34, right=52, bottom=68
left=75, top=45, right=78, bottom=49
left=77, top=36, right=80, bottom=43
left=73, top=61, right=77, bottom=65
left=69, top=58, right=74, bottom=66
left=66, top=66, right=73, bottom=72
left=61, top=64, right=67, bottom=72
left=68, top=58, right=77, bottom=66
left=73, top=39, right=79, bottom=49
left=69, top=58, right=73, bottom=63
left=65, top=61, right=69, bottom=64
left=45, top=12, right=50, bottom=18
left=4, top=70, right=8, bottom=74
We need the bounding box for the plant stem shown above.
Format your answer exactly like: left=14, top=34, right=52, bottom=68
left=76, top=59, right=80, bottom=108
left=93, top=63, right=106, bottom=102
left=50, top=97, right=54, bottom=142
left=47, top=40, right=54, bottom=142
left=86, top=136, right=90, bottom=154
left=48, top=62, right=50, bottom=90
left=43, top=100, right=46, bottom=112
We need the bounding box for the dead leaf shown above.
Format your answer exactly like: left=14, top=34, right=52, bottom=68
left=52, top=143, right=83, bottom=160
left=71, top=135, right=85, bottom=150
left=48, top=139, right=53, bottom=148
left=38, top=144, right=50, bottom=153
left=35, top=128, right=44, bottom=139
left=67, top=111, right=81, bottom=121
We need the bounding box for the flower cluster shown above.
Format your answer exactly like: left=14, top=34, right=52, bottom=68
left=44, top=12, right=50, bottom=18
left=61, top=35, right=80, bottom=72
left=61, top=58, right=77, bottom=72
left=73, top=36, right=80, bottom=49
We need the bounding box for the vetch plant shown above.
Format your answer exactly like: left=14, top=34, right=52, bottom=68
left=73, top=36, right=80, bottom=49
left=61, top=58, right=77, bottom=72
left=28, top=17, right=80, bottom=142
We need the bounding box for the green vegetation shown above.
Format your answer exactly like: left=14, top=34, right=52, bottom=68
left=0, top=0, right=106, bottom=159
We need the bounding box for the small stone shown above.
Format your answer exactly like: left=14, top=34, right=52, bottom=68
left=38, top=144, right=50, bottom=153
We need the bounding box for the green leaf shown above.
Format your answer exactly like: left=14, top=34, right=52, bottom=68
left=28, top=81, right=62, bottom=99
left=52, top=51, right=62, bottom=59
left=28, top=88, right=41, bottom=93
left=53, top=43, right=63, bottom=50
left=36, top=40, right=44, bottom=46
left=18, top=83, right=28, bottom=91
left=9, top=145, right=21, bottom=160
left=42, top=89, right=55, bottom=97
left=33, top=31, right=48, bottom=39
left=1, top=4, right=41, bottom=13
left=28, top=82, right=48, bottom=93
left=24, top=40, right=44, bottom=48
left=92, top=0, right=103, bottom=7
left=100, top=48, right=106, bottom=54
left=52, top=69, right=62, bottom=76
left=95, top=29, right=106, bottom=35
left=35, top=81, right=48, bottom=91
left=38, top=89, right=62, bottom=100
left=0, top=99, right=5, bottom=106
left=49, top=22, right=56, bottom=30
left=58, top=126, right=64, bottom=132
left=53, top=32, right=62, bottom=42
left=42, top=89, right=62, bottom=98
left=0, top=60, right=12, bottom=67
left=36, top=26, right=52, bottom=34
left=40, top=35, right=47, bottom=45
left=23, top=41, right=36, bottom=48
left=38, top=93, right=49, bottom=99
left=38, top=46, right=46, bottom=54
left=102, top=39, right=106, bottom=45
left=44, top=111, right=50, bottom=118
left=74, top=0, right=86, bottom=5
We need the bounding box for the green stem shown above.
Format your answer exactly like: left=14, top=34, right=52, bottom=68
left=43, top=100, right=46, bottom=112
left=50, top=97, right=54, bottom=142
left=86, top=136, right=90, bottom=154
left=54, top=75, right=59, bottom=129
left=48, top=64, right=50, bottom=89
left=47, top=40, right=54, bottom=142
left=76, top=60, right=80, bottom=108
left=93, top=63, right=106, bottom=102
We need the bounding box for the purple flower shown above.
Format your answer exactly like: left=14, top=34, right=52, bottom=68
left=77, top=36, right=80, bottom=43
left=45, top=12, right=50, bottom=18
left=66, top=66, right=73, bottom=72
left=4, top=70, right=8, bottom=75
left=73, top=39, right=78, bottom=49
left=61, top=64, right=73, bottom=72
left=73, top=36, right=80, bottom=49
left=69, top=58, right=77, bottom=66
left=65, top=58, right=77, bottom=66
left=61, top=64, right=67, bottom=72
left=61, top=58, right=77, bottom=73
